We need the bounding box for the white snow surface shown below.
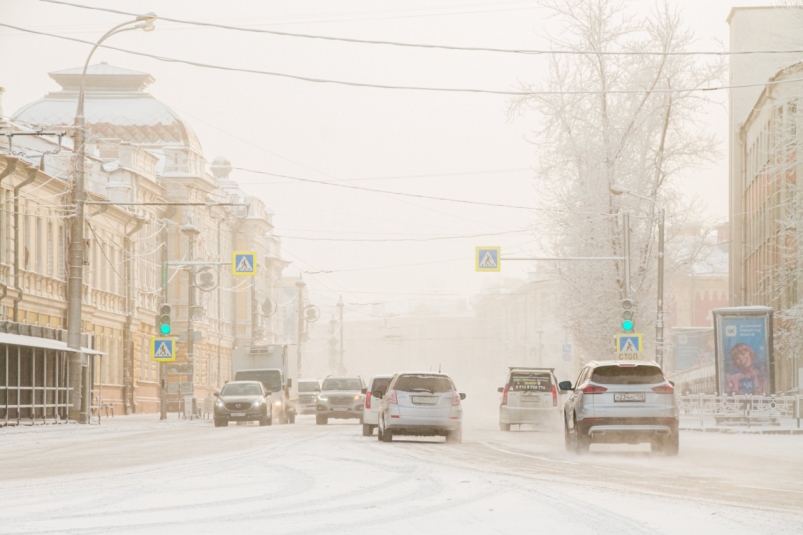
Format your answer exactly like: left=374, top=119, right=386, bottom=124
left=1, top=413, right=802, bottom=534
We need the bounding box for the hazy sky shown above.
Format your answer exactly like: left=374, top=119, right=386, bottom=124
left=0, top=0, right=777, bottom=319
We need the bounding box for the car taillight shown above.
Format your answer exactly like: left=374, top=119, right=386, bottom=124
left=552, top=384, right=557, bottom=407
left=388, top=390, right=398, bottom=404
left=580, top=384, right=607, bottom=394
left=365, top=392, right=372, bottom=409
left=501, top=384, right=509, bottom=406
left=452, top=392, right=460, bottom=406
left=652, top=384, right=674, bottom=394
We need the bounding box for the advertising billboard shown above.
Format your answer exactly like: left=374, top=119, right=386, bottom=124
left=671, top=328, right=714, bottom=372
left=712, top=307, right=774, bottom=395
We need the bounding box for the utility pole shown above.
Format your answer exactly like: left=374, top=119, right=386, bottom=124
left=251, top=276, right=258, bottom=344
left=622, top=211, right=631, bottom=300
left=337, top=296, right=344, bottom=375
left=182, top=219, right=200, bottom=404
left=656, top=208, right=666, bottom=368
left=295, top=279, right=306, bottom=376
left=66, top=13, right=156, bottom=424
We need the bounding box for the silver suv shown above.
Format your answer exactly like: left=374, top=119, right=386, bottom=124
left=559, top=361, right=678, bottom=455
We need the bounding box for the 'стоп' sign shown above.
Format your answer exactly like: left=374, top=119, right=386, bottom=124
left=615, top=352, right=643, bottom=361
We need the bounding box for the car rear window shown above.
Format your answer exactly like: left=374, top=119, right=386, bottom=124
left=394, top=375, right=454, bottom=393
left=510, top=372, right=552, bottom=392
left=591, top=365, right=664, bottom=385
left=370, top=377, right=391, bottom=393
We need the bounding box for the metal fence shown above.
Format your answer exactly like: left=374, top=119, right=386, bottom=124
left=0, top=345, right=73, bottom=426
left=679, top=393, right=802, bottom=428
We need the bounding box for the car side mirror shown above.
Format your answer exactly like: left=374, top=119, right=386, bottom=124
left=361, top=388, right=368, bottom=395
left=669, top=381, right=675, bottom=387
left=373, top=391, right=383, bottom=399
left=558, top=381, right=573, bottom=392
left=459, top=393, right=466, bottom=400
left=286, top=379, right=293, bottom=388
left=213, top=391, right=219, bottom=398
left=497, top=387, right=504, bottom=393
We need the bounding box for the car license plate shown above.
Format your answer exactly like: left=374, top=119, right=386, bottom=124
left=412, top=396, right=438, bottom=405
left=231, top=412, right=246, bottom=417
left=614, top=393, right=645, bottom=402
left=334, top=408, right=348, bottom=412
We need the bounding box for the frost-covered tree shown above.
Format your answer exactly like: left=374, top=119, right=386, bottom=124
left=511, top=0, right=722, bottom=362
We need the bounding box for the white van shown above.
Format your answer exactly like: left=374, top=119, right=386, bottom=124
left=362, top=375, right=393, bottom=436
left=498, top=367, right=560, bottom=431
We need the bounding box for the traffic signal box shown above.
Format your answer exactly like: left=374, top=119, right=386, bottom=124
left=621, top=298, right=634, bottom=332
left=159, top=303, right=172, bottom=335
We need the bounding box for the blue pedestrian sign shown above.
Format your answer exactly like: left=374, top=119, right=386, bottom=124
left=150, top=337, right=176, bottom=362
left=475, top=246, right=501, bottom=272
left=615, top=334, right=642, bottom=353
left=232, top=251, right=257, bottom=277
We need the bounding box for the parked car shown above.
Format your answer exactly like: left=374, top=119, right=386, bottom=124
left=498, top=367, right=561, bottom=431
left=298, top=379, right=322, bottom=415
left=316, top=376, right=365, bottom=425
left=559, top=360, right=679, bottom=455
left=362, top=375, right=393, bottom=436
left=374, top=372, right=465, bottom=443
left=213, top=381, right=271, bottom=427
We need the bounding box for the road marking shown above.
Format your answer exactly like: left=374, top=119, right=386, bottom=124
left=482, top=443, right=579, bottom=465
left=740, top=485, right=803, bottom=495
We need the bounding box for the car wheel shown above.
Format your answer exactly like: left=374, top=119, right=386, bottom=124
left=663, top=433, right=679, bottom=456
left=573, top=416, right=589, bottom=454
left=316, top=415, right=327, bottom=425
left=564, top=420, right=574, bottom=451
left=446, top=426, right=463, bottom=444
left=214, top=418, right=227, bottom=428
left=381, top=427, right=393, bottom=442
left=500, top=423, right=511, bottom=432
left=259, top=410, right=269, bottom=427
left=362, top=424, right=373, bottom=437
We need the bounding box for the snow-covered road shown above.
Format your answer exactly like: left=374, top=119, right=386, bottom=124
left=1, top=415, right=802, bottom=534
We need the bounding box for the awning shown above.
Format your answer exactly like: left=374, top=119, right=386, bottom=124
left=0, top=333, right=105, bottom=355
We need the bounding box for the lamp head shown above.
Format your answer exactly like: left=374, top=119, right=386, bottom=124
left=136, top=12, right=158, bottom=23
left=609, top=184, right=629, bottom=196
left=135, top=22, right=156, bottom=32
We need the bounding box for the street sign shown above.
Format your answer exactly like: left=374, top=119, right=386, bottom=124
left=615, top=352, right=644, bottom=361
left=232, top=251, right=257, bottom=277
left=615, top=333, right=642, bottom=353
left=562, top=344, right=572, bottom=362
left=475, top=246, right=501, bottom=272
left=150, top=337, right=176, bottom=362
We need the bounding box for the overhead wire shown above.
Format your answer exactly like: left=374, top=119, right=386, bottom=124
left=38, top=0, right=803, bottom=57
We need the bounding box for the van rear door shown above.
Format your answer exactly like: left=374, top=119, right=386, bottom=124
left=508, top=371, right=554, bottom=409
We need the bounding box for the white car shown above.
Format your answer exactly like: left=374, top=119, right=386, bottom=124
left=498, top=367, right=561, bottom=431
left=362, top=375, right=393, bottom=436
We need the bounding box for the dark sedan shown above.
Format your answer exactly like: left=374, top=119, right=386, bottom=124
left=214, top=381, right=271, bottom=427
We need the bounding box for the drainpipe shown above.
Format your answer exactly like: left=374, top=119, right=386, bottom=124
left=122, top=215, right=146, bottom=414
left=13, top=165, right=37, bottom=321
left=0, top=157, right=19, bottom=309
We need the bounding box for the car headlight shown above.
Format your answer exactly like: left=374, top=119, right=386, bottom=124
left=252, top=400, right=263, bottom=408
left=353, top=395, right=362, bottom=401
left=215, top=399, right=224, bottom=407
left=274, top=401, right=282, bottom=407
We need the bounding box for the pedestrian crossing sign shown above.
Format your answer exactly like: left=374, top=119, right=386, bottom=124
left=615, top=334, right=642, bottom=353
left=475, top=246, right=501, bottom=272
left=232, top=251, right=257, bottom=277
left=150, top=337, right=176, bottom=362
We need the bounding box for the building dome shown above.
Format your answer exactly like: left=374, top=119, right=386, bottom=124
left=12, top=63, right=202, bottom=153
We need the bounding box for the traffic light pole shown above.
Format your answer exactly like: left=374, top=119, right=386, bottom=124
left=622, top=211, right=631, bottom=301
left=656, top=208, right=665, bottom=369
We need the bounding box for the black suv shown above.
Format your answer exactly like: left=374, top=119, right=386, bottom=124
left=214, top=381, right=271, bottom=427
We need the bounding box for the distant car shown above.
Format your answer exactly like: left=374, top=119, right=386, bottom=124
left=213, top=381, right=271, bottom=427
left=316, top=376, right=366, bottom=425
left=498, top=367, right=561, bottom=431
left=298, top=379, right=322, bottom=415
left=234, top=368, right=295, bottom=423
left=362, top=375, right=393, bottom=436
left=560, top=360, right=679, bottom=455
left=374, top=372, right=465, bottom=443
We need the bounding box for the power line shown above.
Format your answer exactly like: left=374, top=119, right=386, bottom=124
left=281, top=228, right=530, bottom=242
left=38, top=0, right=803, bottom=58
left=5, top=22, right=803, bottom=96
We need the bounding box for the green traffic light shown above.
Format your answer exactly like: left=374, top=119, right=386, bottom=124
left=160, top=324, right=171, bottom=335
left=622, top=319, right=634, bottom=331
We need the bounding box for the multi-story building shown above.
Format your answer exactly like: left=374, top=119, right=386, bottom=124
left=0, top=62, right=286, bottom=421
left=729, top=7, right=803, bottom=392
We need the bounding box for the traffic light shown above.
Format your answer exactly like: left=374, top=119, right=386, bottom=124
left=159, top=303, right=172, bottom=335
left=621, top=298, right=634, bottom=332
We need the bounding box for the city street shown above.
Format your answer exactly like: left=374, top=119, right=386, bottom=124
left=2, top=407, right=802, bottom=534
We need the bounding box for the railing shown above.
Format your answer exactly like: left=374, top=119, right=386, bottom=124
left=679, top=393, right=803, bottom=428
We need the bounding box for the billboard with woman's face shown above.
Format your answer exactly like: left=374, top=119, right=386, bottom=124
left=713, top=308, right=774, bottom=395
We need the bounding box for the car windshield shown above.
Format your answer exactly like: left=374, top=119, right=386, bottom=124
left=370, top=377, right=391, bottom=393
left=299, top=382, right=320, bottom=393
left=510, top=372, right=552, bottom=392
left=221, top=383, right=262, bottom=396
left=235, top=370, right=283, bottom=392
left=322, top=378, right=363, bottom=391
left=394, top=375, right=454, bottom=394
left=591, top=365, right=664, bottom=385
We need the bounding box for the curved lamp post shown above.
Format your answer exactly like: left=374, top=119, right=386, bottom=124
left=67, top=14, right=156, bottom=424
left=610, top=185, right=666, bottom=369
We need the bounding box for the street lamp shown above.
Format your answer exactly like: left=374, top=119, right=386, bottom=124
left=66, top=14, right=156, bottom=423
left=610, top=185, right=666, bottom=368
